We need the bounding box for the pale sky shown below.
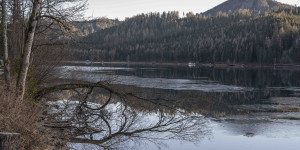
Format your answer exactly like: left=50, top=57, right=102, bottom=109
left=85, top=0, right=300, bottom=20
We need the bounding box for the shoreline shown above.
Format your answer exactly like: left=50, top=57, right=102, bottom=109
left=61, top=61, right=300, bottom=69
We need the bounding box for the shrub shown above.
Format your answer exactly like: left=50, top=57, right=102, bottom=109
left=0, top=85, right=47, bottom=150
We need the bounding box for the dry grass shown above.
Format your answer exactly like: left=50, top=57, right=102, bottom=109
left=0, top=84, right=48, bottom=150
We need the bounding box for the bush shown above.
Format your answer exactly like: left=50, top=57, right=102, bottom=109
left=0, top=85, right=47, bottom=150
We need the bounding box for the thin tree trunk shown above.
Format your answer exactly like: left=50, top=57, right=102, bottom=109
left=2, top=0, right=11, bottom=89
left=16, top=0, right=42, bottom=100
left=11, top=0, right=25, bottom=59
left=11, top=0, right=20, bottom=59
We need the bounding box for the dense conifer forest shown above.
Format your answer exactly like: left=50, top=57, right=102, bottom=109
left=72, top=4, right=300, bottom=64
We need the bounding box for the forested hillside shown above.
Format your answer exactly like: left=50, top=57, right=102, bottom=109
left=203, top=0, right=291, bottom=16
left=74, top=6, right=300, bottom=64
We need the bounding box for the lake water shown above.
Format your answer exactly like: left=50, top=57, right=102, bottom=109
left=51, top=63, right=300, bottom=150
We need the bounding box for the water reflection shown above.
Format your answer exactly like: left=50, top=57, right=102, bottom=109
left=49, top=64, right=300, bottom=149
left=58, top=66, right=254, bottom=92
left=56, top=64, right=300, bottom=121
left=58, top=65, right=300, bottom=92
left=45, top=89, right=210, bottom=150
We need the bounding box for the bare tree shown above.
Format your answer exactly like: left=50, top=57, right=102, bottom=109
left=15, top=0, right=87, bottom=99
left=16, top=0, right=42, bottom=100
left=2, top=0, right=11, bottom=89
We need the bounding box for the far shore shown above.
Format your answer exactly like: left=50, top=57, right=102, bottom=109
left=61, top=61, right=300, bottom=69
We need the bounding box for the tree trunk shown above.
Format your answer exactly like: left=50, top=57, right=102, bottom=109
left=16, top=0, right=42, bottom=100
left=11, top=0, right=24, bottom=59
left=2, top=0, right=11, bottom=89
left=0, top=132, right=21, bottom=150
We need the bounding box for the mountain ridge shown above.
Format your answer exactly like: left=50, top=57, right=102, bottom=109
left=203, top=0, right=292, bottom=16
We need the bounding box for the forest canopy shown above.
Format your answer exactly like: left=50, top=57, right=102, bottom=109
left=73, top=7, right=300, bottom=64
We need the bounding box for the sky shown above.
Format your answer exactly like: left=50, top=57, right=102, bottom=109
left=84, top=0, right=300, bottom=20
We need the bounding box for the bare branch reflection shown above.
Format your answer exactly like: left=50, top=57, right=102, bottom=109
left=41, top=83, right=210, bottom=150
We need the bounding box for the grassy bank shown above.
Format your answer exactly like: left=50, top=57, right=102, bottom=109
left=0, top=86, right=44, bottom=149
left=0, top=83, right=64, bottom=150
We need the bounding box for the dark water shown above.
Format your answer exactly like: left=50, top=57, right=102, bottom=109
left=52, top=63, right=300, bottom=150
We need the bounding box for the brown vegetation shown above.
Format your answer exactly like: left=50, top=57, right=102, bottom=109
left=0, top=84, right=46, bottom=150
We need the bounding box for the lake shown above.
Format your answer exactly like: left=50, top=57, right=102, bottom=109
left=49, top=63, right=300, bottom=150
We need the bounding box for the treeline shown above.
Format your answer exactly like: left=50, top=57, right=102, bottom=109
left=74, top=7, right=300, bottom=64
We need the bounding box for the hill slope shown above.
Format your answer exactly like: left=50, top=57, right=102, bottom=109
left=71, top=18, right=121, bottom=37
left=204, top=0, right=291, bottom=16
left=73, top=6, right=300, bottom=64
